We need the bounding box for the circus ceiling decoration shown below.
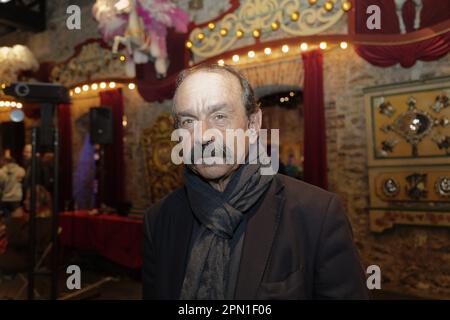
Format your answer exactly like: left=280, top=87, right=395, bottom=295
left=186, top=0, right=352, bottom=59
left=92, top=0, right=189, bottom=78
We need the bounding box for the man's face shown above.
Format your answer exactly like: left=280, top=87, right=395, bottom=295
left=174, top=70, right=255, bottom=181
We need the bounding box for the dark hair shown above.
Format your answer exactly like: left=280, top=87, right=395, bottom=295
left=173, top=63, right=260, bottom=127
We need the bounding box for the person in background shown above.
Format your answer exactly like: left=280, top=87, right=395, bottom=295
left=0, top=155, right=26, bottom=220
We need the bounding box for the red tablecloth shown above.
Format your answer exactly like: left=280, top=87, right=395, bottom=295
left=59, top=211, right=143, bottom=269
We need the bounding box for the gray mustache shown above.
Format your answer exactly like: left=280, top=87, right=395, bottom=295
left=189, top=143, right=231, bottom=163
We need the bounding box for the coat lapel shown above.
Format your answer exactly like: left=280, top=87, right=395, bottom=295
left=234, top=176, right=285, bottom=299
left=167, top=187, right=194, bottom=299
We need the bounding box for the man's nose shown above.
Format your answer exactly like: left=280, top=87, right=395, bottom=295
left=195, top=120, right=216, bottom=145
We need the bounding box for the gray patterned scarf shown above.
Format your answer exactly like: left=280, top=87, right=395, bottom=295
left=180, top=144, right=273, bottom=300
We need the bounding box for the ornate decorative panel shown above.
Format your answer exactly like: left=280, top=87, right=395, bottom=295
left=364, top=77, right=450, bottom=232
left=141, top=112, right=184, bottom=203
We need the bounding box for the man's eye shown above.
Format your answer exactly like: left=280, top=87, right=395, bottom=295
left=182, top=119, right=194, bottom=125
left=214, top=114, right=226, bottom=120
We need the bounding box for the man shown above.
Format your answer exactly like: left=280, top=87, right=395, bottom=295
left=143, top=64, right=368, bottom=300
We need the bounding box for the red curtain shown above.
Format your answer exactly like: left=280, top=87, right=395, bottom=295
left=58, top=104, right=73, bottom=210
left=354, top=31, right=450, bottom=68
left=99, top=89, right=125, bottom=208
left=301, top=50, right=328, bottom=190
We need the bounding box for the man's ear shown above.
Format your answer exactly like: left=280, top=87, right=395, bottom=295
left=248, top=109, right=262, bottom=133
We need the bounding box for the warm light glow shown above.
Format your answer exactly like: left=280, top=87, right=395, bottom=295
left=248, top=51, right=255, bottom=58
left=236, top=29, right=244, bottom=38
left=82, top=84, right=89, bottom=91
left=285, top=97, right=289, bottom=102
left=186, top=41, right=193, bottom=49
left=340, top=41, right=348, bottom=49
left=128, top=83, right=136, bottom=90
left=217, top=59, right=225, bottom=66
left=342, top=1, right=352, bottom=11
left=119, top=55, right=126, bottom=62
left=289, top=91, right=295, bottom=97
left=300, top=42, right=308, bottom=51
left=280, top=97, right=285, bottom=103
left=17, top=102, right=23, bottom=109
left=252, top=29, right=260, bottom=38
left=5, top=101, right=10, bottom=107
left=308, top=0, right=317, bottom=4
left=74, top=87, right=81, bottom=94
left=232, top=54, right=239, bottom=62
left=1, top=83, right=5, bottom=89
left=208, top=22, right=215, bottom=30
left=11, top=101, right=16, bottom=107
left=271, top=21, right=280, bottom=31
left=91, top=83, right=98, bottom=90
left=69, top=90, right=74, bottom=96
left=0, top=101, right=4, bottom=107
left=290, top=11, right=299, bottom=21
left=109, top=82, right=116, bottom=88
left=281, top=44, right=289, bottom=53
left=324, top=1, right=334, bottom=11
left=100, top=82, right=107, bottom=89
left=319, top=41, right=327, bottom=50
left=264, top=47, right=271, bottom=55
left=220, top=28, right=228, bottom=36
left=197, top=33, right=205, bottom=41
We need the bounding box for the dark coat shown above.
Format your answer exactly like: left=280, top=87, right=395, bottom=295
left=143, top=174, right=369, bottom=299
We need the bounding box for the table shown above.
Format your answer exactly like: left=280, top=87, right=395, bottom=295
left=59, top=211, right=143, bottom=269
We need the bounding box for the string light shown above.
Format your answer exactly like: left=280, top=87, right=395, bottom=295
left=0, top=101, right=4, bottom=107
left=91, top=83, right=98, bottom=90
left=5, top=101, right=10, bottom=107
left=11, top=101, right=16, bottom=107
left=300, top=42, right=308, bottom=51
left=340, top=41, right=348, bottom=49
left=217, top=59, right=225, bottom=66
left=82, top=84, right=89, bottom=91
left=220, top=28, right=228, bottom=36
left=196, top=32, right=205, bottom=41
left=342, top=1, right=352, bottom=11
left=248, top=51, right=255, bottom=58
left=128, top=83, right=136, bottom=90
left=281, top=44, right=289, bottom=53
left=208, top=22, right=215, bottom=30
left=289, top=91, right=295, bottom=97
left=236, top=29, right=244, bottom=38
left=100, top=82, right=107, bottom=89
left=69, top=90, right=74, bottom=96
left=271, top=21, right=280, bottom=31
left=319, top=41, right=327, bottom=50
left=109, top=82, right=116, bottom=89
left=119, top=55, right=126, bottom=62
left=252, top=29, right=260, bottom=38
left=264, top=47, right=271, bottom=55
left=185, top=41, right=193, bottom=49
left=232, top=54, right=239, bottom=62
left=290, top=11, right=299, bottom=21
left=17, top=102, right=23, bottom=109
left=324, top=1, right=334, bottom=11
left=74, top=87, right=81, bottom=94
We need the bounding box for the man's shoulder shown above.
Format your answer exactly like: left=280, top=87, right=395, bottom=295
left=144, top=186, right=187, bottom=224
left=274, top=174, right=339, bottom=219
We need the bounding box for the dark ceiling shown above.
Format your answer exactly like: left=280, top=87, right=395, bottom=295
left=0, top=0, right=46, bottom=36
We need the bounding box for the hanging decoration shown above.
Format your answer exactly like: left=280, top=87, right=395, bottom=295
left=92, top=0, right=189, bottom=78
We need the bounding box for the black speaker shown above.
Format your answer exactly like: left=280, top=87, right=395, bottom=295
left=90, top=107, right=113, bottom=145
